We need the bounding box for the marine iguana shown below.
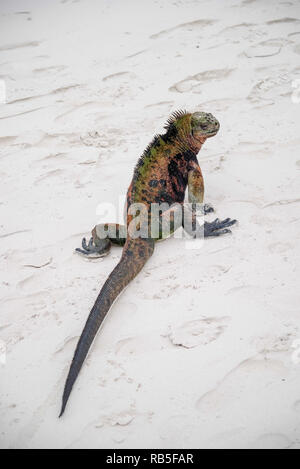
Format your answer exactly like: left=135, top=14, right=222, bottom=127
left=59, top=110, right=237, bottom=416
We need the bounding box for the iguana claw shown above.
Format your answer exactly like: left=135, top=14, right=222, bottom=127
left=204, top=218, right=237, bottom=237
left=203, top=203, right=214, bottom=214
left=75, top=237, right=110, bottom=257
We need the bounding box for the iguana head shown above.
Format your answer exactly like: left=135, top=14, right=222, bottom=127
left=191, top=111, right=220, bottom=138
left=165, top=110, right=220, bottom=148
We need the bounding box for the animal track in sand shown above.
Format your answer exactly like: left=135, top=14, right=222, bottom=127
left=0, top=136, right=17, bottom=147
left=33, top=65, right=67, bottom=74
left=266, top=17, right=300, bottom=26
left=248, top=71, right=291, bottom=104
left=34, top=169, right=64, bottom=185
left=115, top=334, right=168, bottom=356
left=34, top=131, right=80, bottom=149
left=252, top=328, right=297, bottom=355
left=126, top=49, right=147, bottom=59
left=159, top=414, right=198, bottom=444
left=167, top=317, right=230, bottom=349
left=169, top=68, right=234, bottom=93
left=198, top=98, right=239, bottom=112
left=244, top=38, right=290, bottom=59
left=0, top=106, right=48, bottom=120
left=54, top=101, right=103, bottom=121
left=196, top=357, right=288, bottom=413
left=0, top=41, right=41, bottom=51
left=7, top=84, right=82, bottom=105
left=150, top=19, right=216, bottom=39
left=268, top=241, right=292, bottom=254
left=218, top=23, right=266, bottom=42
left=36, top=152, right=68, bottom=163
left=145, top=101, right=174, bottom=109
left=102, top=71, right=132, bottom=82
left=225, top=284, right=261, bottom=297
left=79, top=129, right=126, bottom=149
left=289, top=31, right=300, bottom=38
left=0, top=229, right=31, bottom=239
left=263, top=197, right=300, bottom=208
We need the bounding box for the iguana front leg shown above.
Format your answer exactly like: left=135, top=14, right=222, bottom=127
left=188, top=162, right=214, bottom=214
left=187, top=162, right=236, bottom=237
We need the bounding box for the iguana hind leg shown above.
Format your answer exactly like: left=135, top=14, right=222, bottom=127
left=75, top=223, right=127, bottom=257
left=75, top=236, right=111, bottom=257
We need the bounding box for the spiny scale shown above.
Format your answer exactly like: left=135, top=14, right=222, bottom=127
left=134, top=110, right=189, bottom=181
left=164, top=109, right=188, bottom=129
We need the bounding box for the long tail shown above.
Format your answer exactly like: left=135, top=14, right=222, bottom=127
left=59, top=237, right=154, bottom=417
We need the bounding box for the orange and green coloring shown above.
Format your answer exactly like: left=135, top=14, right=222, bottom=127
left=59, top=110, right=237, bottom=416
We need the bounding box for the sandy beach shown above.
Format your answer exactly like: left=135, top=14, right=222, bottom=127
left=1, top=0, right=300, bottom=449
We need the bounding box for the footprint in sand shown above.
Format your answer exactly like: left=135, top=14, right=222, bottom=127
left=37, top=131, right=79, bottom=148
left=196, top=357, right=288, bottom=413
left=268, top=241, right=293, bottom=254
left=244, top=38, right=290, bottom=58
left=247, top=72, right=291, bottom=105
left=34, top=169, right=64, bottom=185
left=33, top=65, right=67, bottom=74
left=167, top=317, right=230, bottom=349
left=159, top=414, right=198, bottom=444
left=0, top=41, right=41, bottom=51
left=144, top=101, right=174, bottom=109
left=251, top=432, right=291, bottom=449
left=0, top=136, right=17, bottom=147
left=102, top=71, right=133, bottom=82
left=7, top=84, right=81, bottom=106
left=115, top=333, right=167, bottom=356
left=266, top=17, right=300, bottom=26
left=218, top=23, right=266, bottom=42
left=150, top=19, right=216, bottom=40
left=169, top=68, right=234, bottom=94
left=55, top=101, right=104, bottom=122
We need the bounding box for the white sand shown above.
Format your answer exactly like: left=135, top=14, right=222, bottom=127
left=1, top=0, right=300, bottom=449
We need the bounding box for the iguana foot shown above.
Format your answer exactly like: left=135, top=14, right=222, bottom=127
left=203, top=203, right=214, bottom=214
left=75, top=237, right=111, bottom=258
left=204, top=218, right=237, bottom=237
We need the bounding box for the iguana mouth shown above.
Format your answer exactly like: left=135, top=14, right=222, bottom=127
left=206, top=130, right=218, bottom=136
left=192, top=128, right=218, bottom=139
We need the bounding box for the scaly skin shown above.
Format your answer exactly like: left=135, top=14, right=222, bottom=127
left=59, top=110, right=237, bottom=416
